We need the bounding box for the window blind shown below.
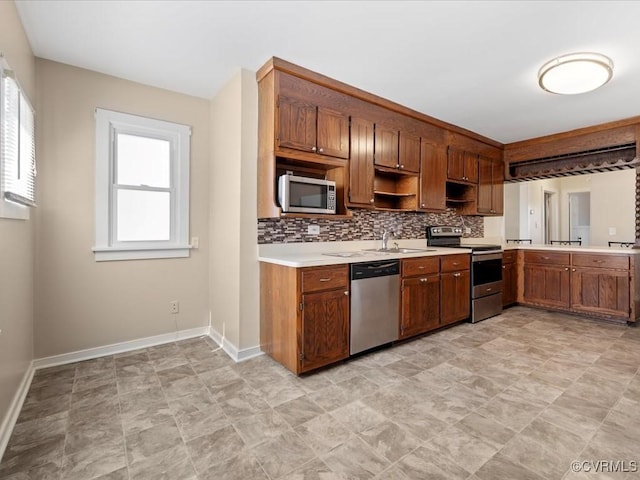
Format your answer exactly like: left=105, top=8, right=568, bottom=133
left=1, top=66, right=36, bottom=207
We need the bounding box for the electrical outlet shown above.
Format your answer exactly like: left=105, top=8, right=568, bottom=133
left=464, top=227, right=471, bottom=234
left=609, top=227, right=617, bottom=236
left=307, top=225, right=320, bottom=235
left=169, top=300, right=179, bottom=314
left=191, top=236, right=199, bottom=249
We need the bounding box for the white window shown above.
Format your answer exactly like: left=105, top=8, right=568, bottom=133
left=0, top=59, right=36, bottom=220
left=94, top=108, right=191, bottom=261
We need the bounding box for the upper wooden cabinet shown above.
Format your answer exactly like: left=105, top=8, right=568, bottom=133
left=277, top=96, right=349, bottom=159
left=257, top=58, right=504, bottom=218
left=374, top=127, right=420, bottom=173
left=348, top=117, right=375, bottom=207
left=447, top=147, right=478, bottom=183
left=477, top=156, right=504, bottom=215
left=398, top=132, right=421, bottom=173
left=419, top=141, right=447, bottom=211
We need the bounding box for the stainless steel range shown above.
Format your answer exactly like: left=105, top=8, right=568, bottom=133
left=426, top=226, right=503, bottom=323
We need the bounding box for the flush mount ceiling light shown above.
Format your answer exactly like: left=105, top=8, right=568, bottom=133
left=538, top=52, right=614, bottom=95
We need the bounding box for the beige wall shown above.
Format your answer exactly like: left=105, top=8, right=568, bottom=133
left=34, top=59, right=211, bottom=358
left=209, top=70, right=260, bottom=354
left=0, top=0, right=36, bottom=436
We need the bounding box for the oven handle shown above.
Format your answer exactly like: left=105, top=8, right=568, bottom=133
left=472, top=252, right=503, bottom=262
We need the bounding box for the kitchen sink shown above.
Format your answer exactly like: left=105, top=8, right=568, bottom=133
left=362, top=248, right=436, bottom=254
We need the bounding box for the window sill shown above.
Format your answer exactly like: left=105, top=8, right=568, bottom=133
left=0, top=198, right=29, bottom=220
left=92, top=244, right=192, bottom=262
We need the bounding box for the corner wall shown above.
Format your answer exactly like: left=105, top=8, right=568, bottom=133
left=0, top=0, right=36, bottom=445
left=209, top=70, right=260, bottom=356
left=34, top=59, right=211, bottom=358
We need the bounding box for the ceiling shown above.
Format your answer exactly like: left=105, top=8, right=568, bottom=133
left=15, top=0, right=640, bottom=144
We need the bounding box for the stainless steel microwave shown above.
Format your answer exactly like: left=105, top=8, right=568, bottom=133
left=278, top=174, right=336, bottom=214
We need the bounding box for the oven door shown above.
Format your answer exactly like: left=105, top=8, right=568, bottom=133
left=471, top=252, right=503, bottom=298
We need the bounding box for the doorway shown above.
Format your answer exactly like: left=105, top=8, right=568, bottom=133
left=569, top=192, right=591, bottom=245
left=543, top=191, right=554, bottom=244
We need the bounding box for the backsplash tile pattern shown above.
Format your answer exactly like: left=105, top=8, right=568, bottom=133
left=257, top=209, right=483, bottom=244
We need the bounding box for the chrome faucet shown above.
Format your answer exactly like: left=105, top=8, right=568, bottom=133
left=382, top=230, right=394, bottom=250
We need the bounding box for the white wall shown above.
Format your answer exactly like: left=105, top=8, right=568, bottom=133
left=0, top=0, right=36, bottom=442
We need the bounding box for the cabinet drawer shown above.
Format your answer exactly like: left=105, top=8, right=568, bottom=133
left=441, top=254, right=470, bottom=272
left=502, top=251, right=517, bottom=264
left=402, top=257, right=440, bottom=277
left=301, top=265, right=349, bottom=293
left=572, top=253, right=629, bottom=270
left=524, top=251, right=570, bottom=265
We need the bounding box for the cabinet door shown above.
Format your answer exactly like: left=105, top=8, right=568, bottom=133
left=348, top=117, right=375, bottom=206
left=419, top=142, right=447, bottom=211
left=374, top=125, right=399, bottom=169
left=447, top=147, right=465, bottom=181
left=502, top=262, right=517, bottom=306
left=491, top=159, right=504, bottom=215
left=477, top=156, right=493, bottom=214
left=463, top=151, right=478, bottom=183
left=300, top=289, right=349, bottom=373
left=277, top=96, right=317, bottom=153
left=398, top=132, right=420, bottom=173
left=440, top=270, right=470, bottom=325
left=571, top=268, right=630, bottom=318
left=400, top=275, right=440, bottom=339
left=317, top=107, right=349, bottom=159
left=523, top=264, right=571, bottom=308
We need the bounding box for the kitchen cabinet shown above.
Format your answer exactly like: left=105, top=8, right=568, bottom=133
left=260, top=263, right=349, bottom=374
left=447, top=147, right=478, bottom=183
left=419, top=141, right=447, bottom=211
left=348, top=117, right=375, bottom=206
left=277, top=96, right=350, bottom=159
left=522, top=251, right=571, bottom=308
left=440, top=254, right=471, bottom=325
left=570, top=253, right=630, bottom=319
left=400, top=257, right=440, bottom=339
left=519, top=250, right=636, bottom=322
left=477, top=156, right=504, bottom=215
left=374, top=126, right=420, bottom=173
left=502, top=250, right=517, bottom=307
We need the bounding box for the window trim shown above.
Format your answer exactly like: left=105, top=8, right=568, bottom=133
left=93, top=108, right=191, bottom=261
left=0, top=57, right=36, bottom=220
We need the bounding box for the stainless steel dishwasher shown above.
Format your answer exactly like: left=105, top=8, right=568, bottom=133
left=350, top=259, right=400, bottom=355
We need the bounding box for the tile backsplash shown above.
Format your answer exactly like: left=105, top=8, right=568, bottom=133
left=257, top=209, right=483, bottom=244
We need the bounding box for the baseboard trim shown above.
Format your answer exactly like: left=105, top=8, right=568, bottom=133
left=0, top=362, right=34, bottom=462
left=208, top=327, right=263, bottom=363
left=33, top=326, right=210, bottom=370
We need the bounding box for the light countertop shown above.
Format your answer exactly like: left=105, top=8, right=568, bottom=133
left=258, top=239, right=469, bottom=268
left=258, top=239, right=640, bottom=268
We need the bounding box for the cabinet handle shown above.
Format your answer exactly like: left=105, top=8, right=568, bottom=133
left=421, top=203, right=426, bottom=208
left=418, top=266, right=425, bottom=269
left=420, top=278, right=428, bottom=283
left=542, top=256, right=550, bottom=260
left=370, top=198, right=374, bottom=203
left=593, top=260, right=605, bottom=263
left=319, top=278, right=332, bottom=282
left=400, top=164, right=404, bottom=169
left=318, top=147, right=324, bottom=153
left=502, top=265, right=506, bottom=269
left=572, top=268, right=576, bottom=272
left=396, top=164, right=401, bottom=168
left=564, top=267, right=569, bottom=271
left=311, top=146, right=317, bottom=152
left=486, top=288, right=492, bottom=292
left=453, top=273, right=461, bottom=277
left=344, top=291, right=349, bottom=296
left=453, top=262, right=460, bottom=265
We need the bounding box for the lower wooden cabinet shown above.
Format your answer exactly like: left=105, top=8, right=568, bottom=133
left=400, top=257, right=440, bottom=339
left=300, top=289, right=350, bottom=372
left=502, top=251, right=517, bottom=307
left=440, top=269, right=471, bottom=325
left=260, top=263, right=349, bottom=374
left=520, top=250, right=635, bottom=322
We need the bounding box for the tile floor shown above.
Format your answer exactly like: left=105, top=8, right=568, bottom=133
left=1, top=306, right=640, bottom=479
